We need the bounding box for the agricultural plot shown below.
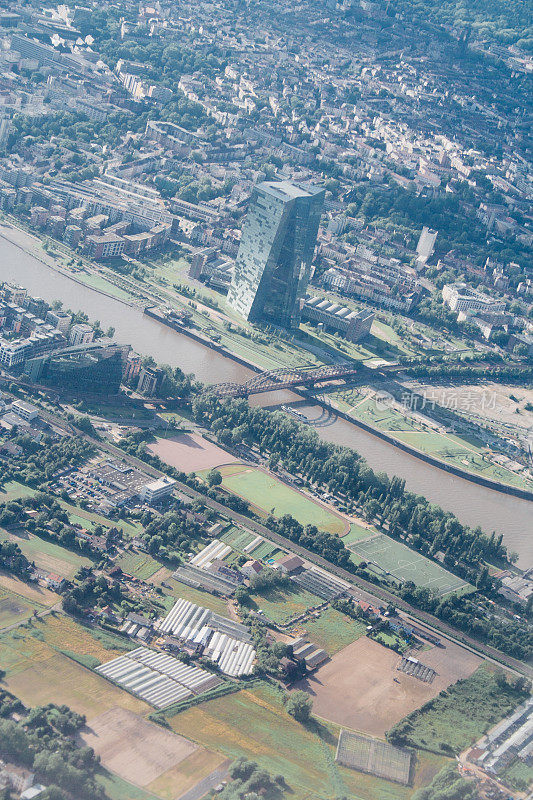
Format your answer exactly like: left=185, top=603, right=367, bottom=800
left=250, top=584, right=321, bottom=625
left=248, top=540, right=284, bottom=561
left=294, top=606, right=367, bottom=654
left=336, top=729, right=412, bottom=785
left=0, top=587, right=43, bottom=628
left=348, top=534, right=469, bottom=595
left=116, top=552, right=161, bottom=580
left=2, top=530, right=93, bottom=579
left=220, top=467, right=348, bottom=535
left=153, top=571, right=231, bottom=618
left=221, top=527, right=256, bottom=551
left=80, top=707, right=199, bottom=787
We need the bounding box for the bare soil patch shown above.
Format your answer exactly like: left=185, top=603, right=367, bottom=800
left=293, top=636, right=482, bottom=736
left=79, top=707, right=198, bottom=787
left=147, top=433, right=233, bottom=472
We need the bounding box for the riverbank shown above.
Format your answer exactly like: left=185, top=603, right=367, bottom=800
left=145, top=305, right=533, bottom=503
left=1, top=227, right=531, bottom=564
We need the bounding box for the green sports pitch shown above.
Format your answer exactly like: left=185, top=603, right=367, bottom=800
left=349, top=534, right=469, bottom=596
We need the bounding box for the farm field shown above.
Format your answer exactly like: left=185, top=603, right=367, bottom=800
left=147, top=749, right=228, bottom=800
left=221, top=526, right=258, bottom=551
left=79, top=707, right=199, bottom=789
left=219, top=466, right=347, bottom=535
left=168, top=681, right=446, bottom=800
left=117, top=551, right=162, bottom=580
left=147, top=433, right=231, bottom=473
left=0, top=586, right=44, bottom=628
left=348, top=534, right=469, bottom=595
left=97, top=770, right=160, bottom=800
left=250, top=583, right=321, bottom=624
left=1, top=529, right=93, bottom=578
left=294, top=606, right=367, bottom=654
left=293, top=636, right=482, bottom=736
left=0, top=572, right=58, bottom=607
left=391, top=666, right=527, bottom=755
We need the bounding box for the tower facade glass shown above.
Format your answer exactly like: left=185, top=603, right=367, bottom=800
left=228, top=181, right=325, bottom=328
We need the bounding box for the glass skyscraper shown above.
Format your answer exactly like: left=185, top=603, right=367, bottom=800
left=228, top=181, right=325, bottom=328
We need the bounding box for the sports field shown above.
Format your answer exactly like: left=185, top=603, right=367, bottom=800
left=348, top=534, right=469, bottom=595
left=219, top=466, right=347, bottom=535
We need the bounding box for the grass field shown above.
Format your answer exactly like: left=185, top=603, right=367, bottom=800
left=295, top=607, right=367, bottom=654
left=116, top=552, right=162, bottom=580
left=0, top=587, right=44, bottom=628
left=219, top=467, right=347, bottom=535
left=390, top=667, right=527, bottom=755
left=348, top=534, right=469, bottom=596
left=1, top=529, right=93, bottom=579
left=0, top=481, right=37, bottom=501
left=342, top=522, right=376, bottom=544
left=250, top=584, right=321, bottom=624
left=168, top=681, right=444, bottom=800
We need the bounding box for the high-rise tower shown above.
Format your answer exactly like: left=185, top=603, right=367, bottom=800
left=228, top=181, right=324, bottom=328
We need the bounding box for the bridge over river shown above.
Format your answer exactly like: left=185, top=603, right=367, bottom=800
left=208, top=363, right=361, bottom=398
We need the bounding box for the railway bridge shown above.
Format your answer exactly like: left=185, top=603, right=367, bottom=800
left=207, top=363, right=361, bottom=398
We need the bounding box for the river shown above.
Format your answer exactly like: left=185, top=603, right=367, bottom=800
left=1, top=228, right=531, bottom=566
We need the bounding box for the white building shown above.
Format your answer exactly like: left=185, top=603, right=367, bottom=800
left=10, top=399, right=38, bottom=421
left=69, top=323, right=94, bottom=346
left=139, top=477, right=176, bottom=504
left=442, top=283, right=506, bottom=316
left=416, top=226, right=438, bottom=263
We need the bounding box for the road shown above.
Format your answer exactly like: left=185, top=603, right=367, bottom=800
left=29, top=407, right=533, bottom=679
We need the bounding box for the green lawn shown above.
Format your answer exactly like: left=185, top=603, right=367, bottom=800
left=299, top=607, right=367, bottom=654
left=0, top=481, right=38, bottom=501
left=249, top=584, right=321, bottom=625
left=389, top=667, right=528, bottom=755
left=80, top=272, right=136, bottom=302
left=1, top=530, right=93, bottom=579
left=220, top=468, right=347, bottom=535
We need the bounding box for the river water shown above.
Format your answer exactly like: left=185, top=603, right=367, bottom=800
left=1, top=230, right=531, bottom=565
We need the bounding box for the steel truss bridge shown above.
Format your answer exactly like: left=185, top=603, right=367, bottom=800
left=208, top=363, right=360, bottom=398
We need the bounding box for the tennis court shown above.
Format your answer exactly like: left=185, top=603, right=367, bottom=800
left=348, top=534, right=468, bottom=596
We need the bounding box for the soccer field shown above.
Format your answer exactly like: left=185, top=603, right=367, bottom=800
left=349, top=534, right=468, bottom=595
left=221, top=467, right=347, bottom=535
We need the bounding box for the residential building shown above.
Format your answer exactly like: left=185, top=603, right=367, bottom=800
left=442, top=283, right=506, bottom=316
left=228, top=180, right=324, bottom=328
left=69, top=323, right=94, bottom=346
